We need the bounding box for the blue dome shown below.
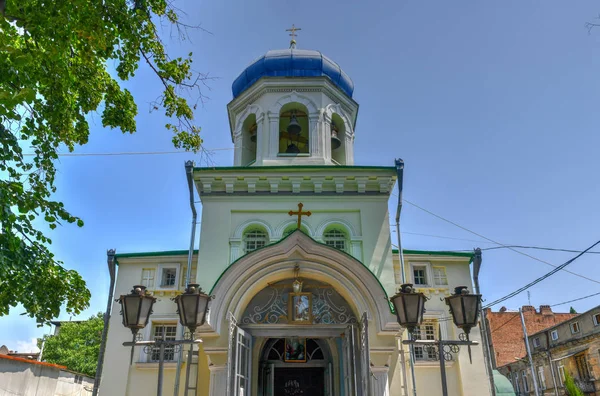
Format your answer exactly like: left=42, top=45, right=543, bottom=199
left=232, top=49, right=354, bottom=99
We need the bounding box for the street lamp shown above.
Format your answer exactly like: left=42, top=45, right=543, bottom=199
left=391, top=284, right=482, bottom=396
left=118, top=285, right=156, bottom=335
left=117, top=284, right=210, bottom=396
left=173, top=284, right=212, bottom=334
left=390, top=284, right=426, bottom=332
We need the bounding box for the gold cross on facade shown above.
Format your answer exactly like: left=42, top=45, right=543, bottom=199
left=288, top=202, right=311, bottom=229
left=286, top=24, right=301, bottom=48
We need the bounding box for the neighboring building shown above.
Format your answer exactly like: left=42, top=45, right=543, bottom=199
left=0, top=353, right=93, bottom=396
left=0, top=345, right=40, bottom=361
left=497, top=305, right=600, bottom=395
left=485, top=305, right=577, bottom=368
left=100, top=40, right=492, bottom=396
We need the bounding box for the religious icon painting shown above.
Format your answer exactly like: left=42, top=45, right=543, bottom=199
left=288, top=292, right=312, bottom=324
left=284, top=337, right=307, bottom=363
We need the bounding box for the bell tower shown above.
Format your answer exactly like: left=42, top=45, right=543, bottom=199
left=227, top=47, right=359, bottom=166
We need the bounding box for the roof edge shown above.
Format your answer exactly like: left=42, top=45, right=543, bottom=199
left=394, top=249, right=474, bottom=259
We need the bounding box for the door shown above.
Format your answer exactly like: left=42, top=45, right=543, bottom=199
left=227, top=313, right=253, bottom=396
left=274, top=367, right=325, bottom=396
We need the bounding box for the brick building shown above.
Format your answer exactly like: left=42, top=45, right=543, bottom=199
left=485, top=305, right=577, bottom=369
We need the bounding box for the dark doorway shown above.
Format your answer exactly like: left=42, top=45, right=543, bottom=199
left=274, top=367, right=325, bottom=396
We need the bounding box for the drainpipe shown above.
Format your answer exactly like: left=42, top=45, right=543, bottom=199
left=92, top=249, right=117, bottom=396
left=394, top=158, right=414, bottom=396
left=473, top=248, right=496, bottom=396
left=173, top=160, right=199, bottom=396
left=520, top=308, right=540, bottom=396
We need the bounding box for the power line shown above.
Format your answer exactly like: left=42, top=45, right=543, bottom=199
left=396, top=193, right=600, bottom=285
left=483, top=238, right=600, bottom=309
left=549, top=291, right=600, bottom=307
left=21, top=147, right=235, bottom=157
left=482, top=245, right=600, bottom=254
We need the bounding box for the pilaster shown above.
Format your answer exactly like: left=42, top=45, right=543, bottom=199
left=208, top=365, right=227, bottom=396
left=371, top=366, right=391, bottom=396
left=267, top=112, right=279, bottom=159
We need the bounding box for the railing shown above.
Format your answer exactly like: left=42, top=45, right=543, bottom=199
left=575, top=378, right=596, bottom=393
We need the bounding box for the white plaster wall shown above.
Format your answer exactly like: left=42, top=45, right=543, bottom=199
left=0, top=358, right=59, bottom=396
left=195, top=194, right=395, bottom=296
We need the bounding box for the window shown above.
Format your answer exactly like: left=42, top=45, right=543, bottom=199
left=551, top=330, right=559, bottom=341
left=161, top=268, right=177, bottom=287
left=512, top=372, right=520, bottom=393
left=323, top=229, right=347, bottom=251
left=150, top=324, right=177, bottom=362
left=533, top=337, right=541, bottom=348
left=244, top=229, right=268, bottom=253
left=537, top=366, right=546, bottom=390
left=522, top=371, right=529, bottom=392
left=558, top=363, right=566, bottom=383
left=593, top=313, right=600, bottom=326
left=570, top=322, right=580, bottom=334
left=413, top=322, right=437, bottom=361
left=180, top=266, right=197, bottom=287
left=141, top=268, right=155, bottom=289
left=412, top=265, right=428, bottom=286
left=432, top=266, right=448, bottom=286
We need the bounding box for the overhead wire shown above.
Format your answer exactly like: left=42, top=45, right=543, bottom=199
left=21, top=147, right=235, bottom=157
left=392, top=192, right=600, bottom=285
left=483, top=238, right=600, bottom=308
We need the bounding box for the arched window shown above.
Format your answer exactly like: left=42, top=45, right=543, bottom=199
left=323, top=229, right=347, bottom=251
left=244, top=228, right=268, bottom=253
left=279, top=103, right=309, bottom=155
left=283, top=225, right=309, bottom=238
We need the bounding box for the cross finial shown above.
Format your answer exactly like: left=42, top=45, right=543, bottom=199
left=288, top=202, right=311, bottom=229
left=286, top=24, right=302, bottom=49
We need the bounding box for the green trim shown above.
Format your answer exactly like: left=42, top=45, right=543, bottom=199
left=394, top=249, right=474, bottom=259
left=208, top=229, right=394, bottom=313
left=193, top=165, right=396, bottom=172
left=114, top=249, right=198, bottom=265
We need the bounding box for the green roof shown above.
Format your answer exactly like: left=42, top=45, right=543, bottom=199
left=494, top=370, right=516, bottom=395
left=114, top=249, right=198, bottom=265
left=393, top=249, right=474, bottom=259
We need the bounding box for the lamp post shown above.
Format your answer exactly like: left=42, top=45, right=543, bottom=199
left=117, top=284, right=211, bottom=396
left=390, top=284, right=482, bottom=396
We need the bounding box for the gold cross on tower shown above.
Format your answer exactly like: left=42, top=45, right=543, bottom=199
left=286, top=24, right=302, bottom=49
left=288, top=203, right=311, bottom=229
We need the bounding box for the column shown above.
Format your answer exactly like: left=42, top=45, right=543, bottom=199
left=309, top=114, right=320, bottom=157
left=371, top=366, right=391, bottom=396
left=209, top=365, right=227, bottom=396
left=267, top=111, right=279, bottom=159
left=255, top=114, right=264, bottom=164
left=233, top=132, right=243, bottom=166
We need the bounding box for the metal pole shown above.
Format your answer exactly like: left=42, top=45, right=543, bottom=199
left=548, top=349, right=559, bottom=396
left=438, top=328, right=448, bottom=396
left=472, top=248, right=496, bottom=396
left=158, top=335, right=166, bottom=396
left=519, top=308, right=540, bottom=396
left=175, top=160, right=199, bottom=396
left=93, top=249, right=117, bottom=396
left=184, top=344, right=194, bottom=394
left=394, top=158, right=415, bottom=396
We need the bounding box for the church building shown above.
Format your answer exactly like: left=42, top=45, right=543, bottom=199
left=100, top=37, right=491, bottom=396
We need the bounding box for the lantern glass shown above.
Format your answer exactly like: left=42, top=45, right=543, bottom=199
left=390, top=284, right=426, bottom=329
left=119, top=285, right=156, bottom=334
left=175, top=284, right=211, bottom=333
left=446, top=287, right=481, bottom=331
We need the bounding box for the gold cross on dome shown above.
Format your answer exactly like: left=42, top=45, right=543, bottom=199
left=286, top=24, right=302, bottom=48
left=288, top=203, right=311, bottom=229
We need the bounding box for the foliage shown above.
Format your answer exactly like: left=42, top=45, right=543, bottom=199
left=570, top=306, right=578, bottom=314
left=564, top=371, right=584, bottom=396
left=0, top=0, right=207, bottom=324
left=38, top=313, right=104, bottom=377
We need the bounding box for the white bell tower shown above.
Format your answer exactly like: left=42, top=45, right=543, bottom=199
left=227, top=48, right=359, bottom=167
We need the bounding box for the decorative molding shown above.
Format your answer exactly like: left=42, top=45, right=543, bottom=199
left=314, top=218, right=360, bottom=238
left=245, top=178, right=258, bottom=194
left=231, top=219, right=275, bottom=240
left=334, top=177, right=346, bottom=194
left=268, top=90, right=319, bottom=117
left=356, top=177, right=368, bottom=194
left=273, top=219, right=314, bottom=238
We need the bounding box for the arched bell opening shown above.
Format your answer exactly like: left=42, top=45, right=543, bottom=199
left=330, top=113, right=346, bottom=165
left=241, top=113, right=258, bottom=165
left=279, top=102, right=310, bottom=155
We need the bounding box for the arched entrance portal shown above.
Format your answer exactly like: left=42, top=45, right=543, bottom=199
left=229, top=279, right=368, bottom=396
left=206, top=231, right=398, bottom=396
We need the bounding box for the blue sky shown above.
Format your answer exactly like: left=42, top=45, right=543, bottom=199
left=3, top=0, right=600, bottom=352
